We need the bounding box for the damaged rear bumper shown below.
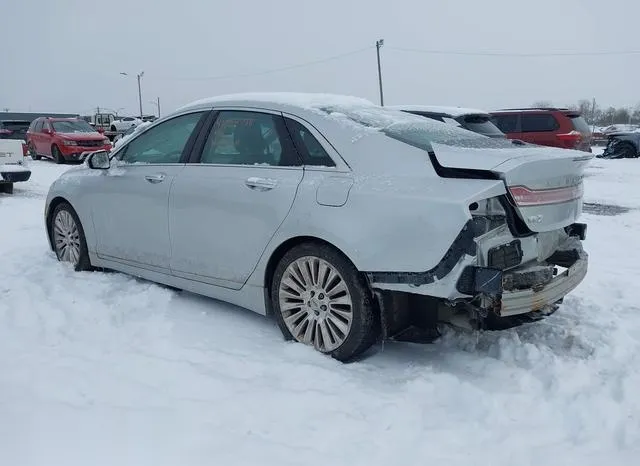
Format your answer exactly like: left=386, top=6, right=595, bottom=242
left=499, top=244, right=587, bottom=317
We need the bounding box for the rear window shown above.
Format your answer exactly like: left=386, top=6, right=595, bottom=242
left=521, top=114, right=559, bottom=132
left=457, top=115, right=504, bottom=137
left=568, top=115, right=591, bottom=134
left=0, top=121, right=30, bottom=131
left=318, top=105, right=515, bottom=152
left=492, top=114, right=518, bottom=133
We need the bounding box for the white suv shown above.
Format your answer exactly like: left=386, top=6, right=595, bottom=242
left=0, top=139, right=31, bottom=194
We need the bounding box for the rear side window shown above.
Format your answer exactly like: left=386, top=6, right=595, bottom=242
left=568, top=115, right=591, bottom=133
left=492, top=114, right=519, bottom=133
left=521, top=114, right=559, bottom=132
left=34, top=120, right=44, bottom=132
left=284, top=118, right=335, bottom=167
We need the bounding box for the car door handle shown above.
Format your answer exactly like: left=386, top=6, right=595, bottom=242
left=245, top=177, right=277, bottom=191
left=145, top=174, right=166, bottom=184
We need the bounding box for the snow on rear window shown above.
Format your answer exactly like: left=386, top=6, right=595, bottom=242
left=317, top=105, right=516, bottom=151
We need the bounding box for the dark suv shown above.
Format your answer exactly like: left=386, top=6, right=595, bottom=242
left=490, top=108, right=592, bottom=152
left=390, top=105, right=505, bottom=138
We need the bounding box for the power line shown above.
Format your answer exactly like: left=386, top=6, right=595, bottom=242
left=388, top=46, right=640, bottom=57
left=161, top=46, right=374, bottom=82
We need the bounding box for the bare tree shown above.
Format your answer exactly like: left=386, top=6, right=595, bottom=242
left=531, top=100, right=553, bottom=108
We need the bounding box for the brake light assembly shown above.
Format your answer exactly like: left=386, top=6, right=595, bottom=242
left=508, top=184, right=583, bottom=207
left=556, top=130, right=583, bottom=149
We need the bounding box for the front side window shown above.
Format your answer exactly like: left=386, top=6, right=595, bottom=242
left=121, top=111, right=204, bottom=164
left=200, top=111, right=300, bottom=166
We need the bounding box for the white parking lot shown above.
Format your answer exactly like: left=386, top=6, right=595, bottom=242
left=1, top=151, right=639, bottom=466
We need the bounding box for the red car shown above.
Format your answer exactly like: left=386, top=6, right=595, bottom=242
left=490, top=108, right=592, bottom=152
left=26, top=117, right=112, bottom=163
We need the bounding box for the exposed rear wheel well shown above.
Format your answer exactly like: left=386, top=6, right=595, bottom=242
left=263, top=236, right=356, bottom=315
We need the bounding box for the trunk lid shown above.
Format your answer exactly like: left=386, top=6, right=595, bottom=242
left=431, top=142, right=593, bottom=232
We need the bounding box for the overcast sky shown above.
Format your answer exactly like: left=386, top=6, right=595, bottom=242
left=1, top=0, right=638, bottom=117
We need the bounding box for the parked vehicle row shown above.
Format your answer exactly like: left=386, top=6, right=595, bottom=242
left=44, top=93, right=591, bottom=361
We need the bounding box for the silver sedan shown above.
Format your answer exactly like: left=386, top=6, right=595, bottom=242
left=45, top=93, right=590, bottom=361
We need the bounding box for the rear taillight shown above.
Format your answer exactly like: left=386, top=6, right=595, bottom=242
left=0, top=129, right=12, bottom=136
left=556, top=130, right=582, bottom=149
left=509, top=184, right=583, bottom=207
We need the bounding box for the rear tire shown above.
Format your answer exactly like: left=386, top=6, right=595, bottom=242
left=29, top=143, right=40, bottom=160
left=618, top=142, right=638, bottom=159
left=49, top=202, right=92, bottom=271
left=52, top=145, right=65, bottom=164
left=271, top=242, right=380, bottom=362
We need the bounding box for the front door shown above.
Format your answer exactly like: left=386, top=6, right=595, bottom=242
left=92, top=110, right=207, bottom=272
left=168, top=109, right=304, bottom=289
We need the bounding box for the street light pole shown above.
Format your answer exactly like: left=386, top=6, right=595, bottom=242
left=376, top=39, right=384, bottom=106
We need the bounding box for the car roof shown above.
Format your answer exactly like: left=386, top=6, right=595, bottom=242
left=177, top=92, right=377, bottom=115
left=386, top=105, right=491, bottom=117
left=490, top=107, right=573, bottom=114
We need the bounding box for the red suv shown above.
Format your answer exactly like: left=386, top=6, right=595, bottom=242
left=26, top=117, right=112, bottom=163
left=490, top=108, right=592, bottom=152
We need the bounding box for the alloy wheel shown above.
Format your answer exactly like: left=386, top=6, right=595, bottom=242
left=278, top=256, right=354, bottom=352
left=53, top=210, right=81, bottom=265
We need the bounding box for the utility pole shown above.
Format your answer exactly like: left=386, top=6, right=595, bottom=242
left=120, top=71, right=144, bottom=118
left=156, top=97, right=160, bottom=117
left=590, top=98, right=596, bottom=132
left=137, top=73, right=143, bottom=118
left=376, top=39, right=385, bottom=106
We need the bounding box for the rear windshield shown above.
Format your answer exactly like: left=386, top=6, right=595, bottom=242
left=1, top=121, right=30, bottom=131
left=568, top=115, right=591, bottom=134
left=318, top=105, right=515, bottom=151
left=457, top=115, right=504, bottom=137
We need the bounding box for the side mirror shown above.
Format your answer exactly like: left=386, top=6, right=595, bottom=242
left=42, top=128, right=52, bottom=135
left=96, top=128, right=105, bottom=134
left=87, top=150, right=110, bottom=169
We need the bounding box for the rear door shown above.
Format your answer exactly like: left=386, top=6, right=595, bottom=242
left=168, top=108, right=304, bottom=289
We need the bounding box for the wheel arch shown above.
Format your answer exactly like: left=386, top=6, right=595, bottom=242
left=262, top=235, right=358, bottom=315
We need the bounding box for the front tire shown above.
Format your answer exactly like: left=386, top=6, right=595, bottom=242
left=0, top=183, right=13, bottom=194
left=52, top=145, right=65, bottom=164
left=49, top=202, right=92, bottom=271
left=271, top=243, right=379, bottom=362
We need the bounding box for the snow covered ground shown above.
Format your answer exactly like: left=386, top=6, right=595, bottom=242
left=1, top=150, right=639, bottom=466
